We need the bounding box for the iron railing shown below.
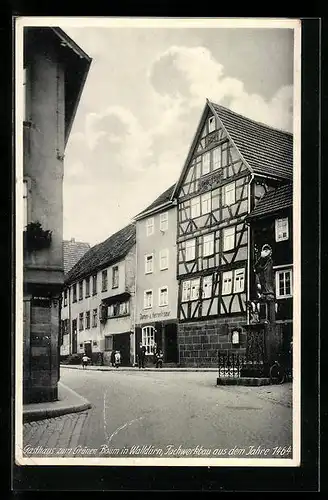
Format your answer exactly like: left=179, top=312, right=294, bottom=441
left=217, top=351, right=246, bottom=378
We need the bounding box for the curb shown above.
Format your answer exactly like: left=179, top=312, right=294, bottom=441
left=60, top=365, right=218, bottom=373
left=23, top=383, right=92, bottom=423
left=217, top=377, right=271, bottom=386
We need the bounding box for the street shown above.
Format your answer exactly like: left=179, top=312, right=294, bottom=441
left=23, top=368, right=293, bottom=460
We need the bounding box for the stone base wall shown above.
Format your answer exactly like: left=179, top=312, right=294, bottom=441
left=178, top=316, right=247, bottom=367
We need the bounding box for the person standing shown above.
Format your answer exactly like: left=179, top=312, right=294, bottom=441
left=137, top=342, right=146, bottom=369
left=114, top=350, right=121, bottom=368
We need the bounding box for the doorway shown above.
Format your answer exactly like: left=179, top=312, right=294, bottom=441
left=113, top=332, right=131, bottom=366
left=84, top=341, right=92, bottom=358
left=164, top=323, right=178, bottom=363
left=72, top=319, right=77, bottom=354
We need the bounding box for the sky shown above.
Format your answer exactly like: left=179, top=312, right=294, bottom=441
left=61, top=21, right=296, bottom=246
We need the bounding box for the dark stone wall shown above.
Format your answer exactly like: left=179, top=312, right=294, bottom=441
left=178, top=316, right=247, bottom=367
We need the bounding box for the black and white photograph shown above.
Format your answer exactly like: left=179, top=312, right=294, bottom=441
left=15, top=17, right=301, bottom=467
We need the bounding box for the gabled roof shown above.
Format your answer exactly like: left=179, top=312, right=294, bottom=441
left=246, top=183, right=293, bottom=221
left=63, top=239, right=91, bottom=274
left=173, top=100, right=293, bottom=198
left=134, top=183, right=176, bottom=219
left=65, top=223, right=136, bottom=284
left=209, top=101, right=293, bottom=181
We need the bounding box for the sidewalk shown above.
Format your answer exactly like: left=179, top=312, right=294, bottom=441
left=60, top=364, right=219, bottom=372
left=23, top=381, right=92, bottom=423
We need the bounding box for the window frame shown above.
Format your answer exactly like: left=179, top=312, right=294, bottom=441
left=63, top=289, right=68, bottom=307
left=182, top=280, right=191, bottom=302
left=160, top=212, right=168, bottom=232
left=223, top=226, right=235, bottom=252
left=159, top=286, right=169, bottom=307
left=79, top=312, right=84, bottom=331
left=185, top=238, right=196, bottom=261
left=143, top=289, right=153, bottom=309
left=233, top=268, right=245, bottom=293
left=85, top=276, right=90, bottom=297
left=85, top=311, right=90, bottom=329
left=145, top=253, right=154, bottom=274
left=202, top=151, right=211, bottom=176
left=146, top=217, right=154, bottom=236
left=275, top=268, right=293, bottom=298
left=72, top=284, right=77, bottom=303
left=190, top=278, right=200, bottom=301
left=102, top=269, right=108, bottom=292
left=142, top=326, right=156, bottom=355
left=92, top=308, right=98, bottom=328
left=159, top=248, right=169, bottom=271
left=203, top=232, right=215, bottom=257
left=224, top=181, right=236, bottom=206
left=202, top=274, right=213, bottom=298
left=222, top=271, right=233, bottom=295
left=201, top=191, right=211, bottom=215
left=92, top=274, right=97, bottom=295
left=78, top=280, right=83, bottom=301
left=190, top=196, right=201, bottom=219
left=112, top=266, right=119, bottom=289
left=208, top=115, right=216, bottom=133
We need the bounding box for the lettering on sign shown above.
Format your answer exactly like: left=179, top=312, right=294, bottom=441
left=140, top=310, right=171, bottom=321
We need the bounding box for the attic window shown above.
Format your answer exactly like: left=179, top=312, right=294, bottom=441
left=208, top=116, right=216, bottom=133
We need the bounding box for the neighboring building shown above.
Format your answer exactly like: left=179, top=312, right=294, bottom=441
left=23, top=27, right=91, bottom=403
left=61, top=224, right=136, bottom=366
left=134, top=184, right=179, bottom=364
left=246, top=182, right=293, bottom=350
left=63, top=238, right=91, bottom=274
left=172, top=99, right=293, bottom=367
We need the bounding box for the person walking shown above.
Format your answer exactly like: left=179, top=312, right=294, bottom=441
left=110, top=350, right=115, bottom=367
left=81, top=353, right=89, bottom=369
left=137, top=342, right=146, bottom=369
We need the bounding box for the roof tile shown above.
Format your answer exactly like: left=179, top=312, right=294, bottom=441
left=247, top=183, right=293, bottom=220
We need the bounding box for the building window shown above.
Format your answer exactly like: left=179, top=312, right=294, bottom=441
left=85, top=311, right=90, bottom=329
left=276, top=269, right=293, bottom=298
left=223, top=226, right=235, bottom=252
left=145, top=254, right=154, bottom=274
left=63, top=289, right=68, bottom=307
left=224, top=182, right=236, bottom=206
left=201, top=192, right=211, bottom=215
left=146, top=217, right=154, bottom=236
left=191, top=196, right=201, bottom=218
left=160, top=212, right=168, bottom=231
left=79, top=281, right=83, bottom=301
left=85, top=277, right=90, bottom=297
left=23, top=179, right=28, bottom=228
left=92, top=308, right=98, bottom=328
left=275, top=217, right=289, bottom=242
left=160, top=249, right=169, bottom=270
left=142, top=326, right=156, bottom=355
left=203, top=233, right=214, bottom=257
left=233, top=268, right=245, bottom=293
left=190, top=279, right=200, bottom=300
left=72, top=284, right=77, bottom=303
left=108, top=301, right=130, bottom=317
left=144, top=290, right=153, bottom=309
left=208, top=115, right=216, bottom=133
left=222, top=271, right=233, bottom=295
left=105, top=336, right=113, bottom=351
left=202, top=275, right=213, bottom=298
left=212, top=147, right=221, bottom=171
left=182, top=280, right=191, bottom=302
left=202, top=152, right=211, bottom=175
left=92, top=274, right=97, bottom=295
left=112, top=266, right=119, bottom=288
left=185, top=238, right=196, bottom=261
left=102, top=270, right=108, bottom=292
left=159, top=286, right=168, bottom=307
left=79, top=312, right=84, bottom=331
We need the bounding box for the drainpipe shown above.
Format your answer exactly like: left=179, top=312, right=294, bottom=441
left=247, top=173, right=255, bottom=325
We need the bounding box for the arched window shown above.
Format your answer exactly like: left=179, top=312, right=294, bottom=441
left=142, top=326, right=155, bottom=354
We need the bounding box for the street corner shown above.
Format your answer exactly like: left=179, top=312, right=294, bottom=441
left=23, top=382, right=92, bottom=423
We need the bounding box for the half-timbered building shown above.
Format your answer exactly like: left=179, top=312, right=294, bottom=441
left=173, top=99, right=293, bottom=367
